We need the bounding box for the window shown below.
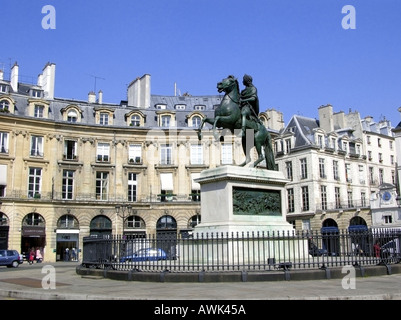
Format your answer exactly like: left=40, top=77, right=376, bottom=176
left=285, top=161, right=293, bottom=180
left=57, top=215, right=79, bottom=229
left=0, top=132, right=8, bottom=153
left=345, top=163, right=351, bottom=182
left=333, top=160, right=339, bottom=180
left=391, top=155, right=394, bottom=165
left=285, top=139, right=291, bottom=153
left=221, top=144, right=233, bottom=165
left=34, top=105, right=44, bottom=118
left=129, top=144, right=142, bottom=163
left=30, top=136, right=43, bottom=157
left=96, top=172, right=109, bottom=200
left=368, top=151, right=372, bottom=161
left=379, top=169, right=384, bottom=185
left=130, top=115, right=141, bottom=127
left=335, top=187, right=341, bottom=209
left=384, top=215, right=393, bottom=224
left=0, top=100, right=9, bottom=111
left=331, top=137, right=336, bottom=149
left=64, top=140, right=77, bottom=160
left=194, top=105, right=205, bottom=111
left=321, top=186, right=327, bottom=211
left=100, top=112, right=109, bottom=125
left=300, top=158, right=307, bottom=179
left=62, top=170, right=74, bottom=200
left=301, top=186, right=309, bottom=211
left=191, top=116, right=202, bottom=128
left=161, top=115, right=171, bottom=127
left=160, top=144, right=172, bottom=165
left=128, top=173, right=137, bottom=202
left=379, top=153, right=383, bottom=163
left=369, top=167, right=374, bottom=184
left=361, top=192, right=366, bottom=207
left=0, top=164, right=7, bottom=197
left=359, top=165, right=365, bottom=184
left=31, top=90, right=42, bottom=98
left=390, top=141, right=393, bottom=150
left=127, top=216, right=143, bottom=228
left=28, top=167, right=42, bottom=198
left=378, top=138, right=382, bottom=147
left=97, top=143, right=110, bottom=162
left=0, top=84, right=8, bottom=93
left=190, top=144, right=203, bottom=165
left=319, top=158, right=326, bottom=178
left=287, top=188, right=294, bottom=213
left=367, top=136, right=371, bottom=144
left=317, top=135, right=323, bottom=148
left=342, top=141, right=348, bottom=153
left=347, top=191, right=353, bottom=208
left=67, top=110, right=78, bottom=123
left=175, top=104, right=186, bottom=110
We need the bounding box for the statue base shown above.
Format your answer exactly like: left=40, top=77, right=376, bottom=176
left=193, top=166, right=293, bottom=235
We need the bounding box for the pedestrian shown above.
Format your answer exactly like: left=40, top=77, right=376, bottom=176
left=65, top=248, right=70, bottom=261
left=35, top=247, right=43, bottom=263
left=374, top=241, right=381, bottom=258
left=71, top=247, right=77, bottom=261
left=29, top=249, right=35, bottom=265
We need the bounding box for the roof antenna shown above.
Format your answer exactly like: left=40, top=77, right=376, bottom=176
left=88, top=74, right=105, bottom=92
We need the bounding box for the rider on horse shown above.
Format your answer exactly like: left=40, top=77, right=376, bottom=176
left=239, top=74, right=261, bottom=137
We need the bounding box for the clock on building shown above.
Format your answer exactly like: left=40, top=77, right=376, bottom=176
left=382, top=191, right=392, bottom=201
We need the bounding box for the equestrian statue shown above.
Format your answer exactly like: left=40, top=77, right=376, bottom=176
left=197, top=74, right=276, bottom=170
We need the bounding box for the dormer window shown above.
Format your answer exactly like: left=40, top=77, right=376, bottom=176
left=31, top=89, right=42, bottom=98
left=34, top=105, right=44, bottom=118
left=100, top=112, right=109, bottom=125
left=0, top=100, right=9, bottom=112
left=194, top=105, right=205, bottom=111
left=0, top=84, right=8, bottom=93
left=28, top=99, right=49, bottom=118
left=67, top=110, right=78, bottom=123
left=175, top=104, right=186, bottom=110
left=161, top=115, right=171, bottom=127
left=61, top=105, right=82, bottom=123
left=130, top=115, right=141, bottom=127
left=155, top=104, right=167, bottom=110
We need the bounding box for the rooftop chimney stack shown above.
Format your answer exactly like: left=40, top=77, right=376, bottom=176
left=97, top=90, right=103, bottom=104
left=0, top=70, right=3, bottom=81
left=39, top=62, right=56, bottom=100
left=88, top=91, right=96, bottom=103
left=10, top=62, right=19, bottom=92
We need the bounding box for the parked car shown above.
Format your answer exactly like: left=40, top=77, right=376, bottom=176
left=381, top=239, right=400, bottom=258
left=0, top=250, right=23, bottom=268
left=120, top=248, right=167, bottom=262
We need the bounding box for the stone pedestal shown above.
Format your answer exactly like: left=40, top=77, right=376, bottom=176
left=193, top=166, right=294, bottom=235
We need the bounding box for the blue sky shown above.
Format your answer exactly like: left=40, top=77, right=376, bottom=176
left=2, top=0, right=401, bottom=126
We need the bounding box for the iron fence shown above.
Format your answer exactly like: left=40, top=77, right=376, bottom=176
left=81, top=229, right=401, bottom=273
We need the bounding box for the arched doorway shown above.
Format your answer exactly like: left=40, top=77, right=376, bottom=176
left=156, top=214, right=177, bottom=259
left=124, top=215, right=146, bottom=238
left=89, top=215, right=112, bottom=237
left=348, top=216, right=369, bottom=256
left=321, top=218, right=340, bottom=256
left=21, top=212, right=46, bottom=260
left=0, top=213, right=9, bottom=250
left=56, top=214, right=80, bottom=261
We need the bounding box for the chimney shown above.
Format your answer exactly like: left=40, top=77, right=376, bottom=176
left=39, top=63, right=56, bottom=99
left=97, top=90, right=103, bottom=104
left=0, top=70, right=3, bottom=81
left=10, top=62, right=19, bottom=92
left=318, top=104, right=334, bottom=133
left=88, top=91, right=96, bottom=103
left=127, top=74, right=151, bottom=108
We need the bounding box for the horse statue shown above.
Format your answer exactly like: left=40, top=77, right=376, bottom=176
left=197, top=75, right=276, bottom=170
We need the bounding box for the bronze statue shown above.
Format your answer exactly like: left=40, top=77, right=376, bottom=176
left=197, top=75, right=276, bottom=170
left=239, top=74, right=260, bottom=137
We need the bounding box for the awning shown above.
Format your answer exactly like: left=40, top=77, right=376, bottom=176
left=160, top=173, right=174, bottom=191
left=348, top=225, right=368, bottom=232
left=191, top=173, right=200, bottom=191
left=0, top=164, right=7, bottom=185
left=321, top=226, right=339, bottom=234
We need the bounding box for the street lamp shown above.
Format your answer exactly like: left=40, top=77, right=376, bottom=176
left=115, top=204, right=132, bottom=234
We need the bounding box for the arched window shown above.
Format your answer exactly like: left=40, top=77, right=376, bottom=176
left=0, top=213, right=9, bottom=226
left=67, top=110, right=78, bottom=123
left=89, top=215, right=112, bottom=237
left=0, top=100, right=9, bottom=112
left=22, top=213, right=45, bottom=227
left=57, top=214, right=79, bottom=229
left=126, top=216, right=145, bottom=229
left=156, top=215, right=177, bottom=230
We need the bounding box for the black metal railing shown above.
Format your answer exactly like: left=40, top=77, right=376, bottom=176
left=81, top=229, right=401, bottom=273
